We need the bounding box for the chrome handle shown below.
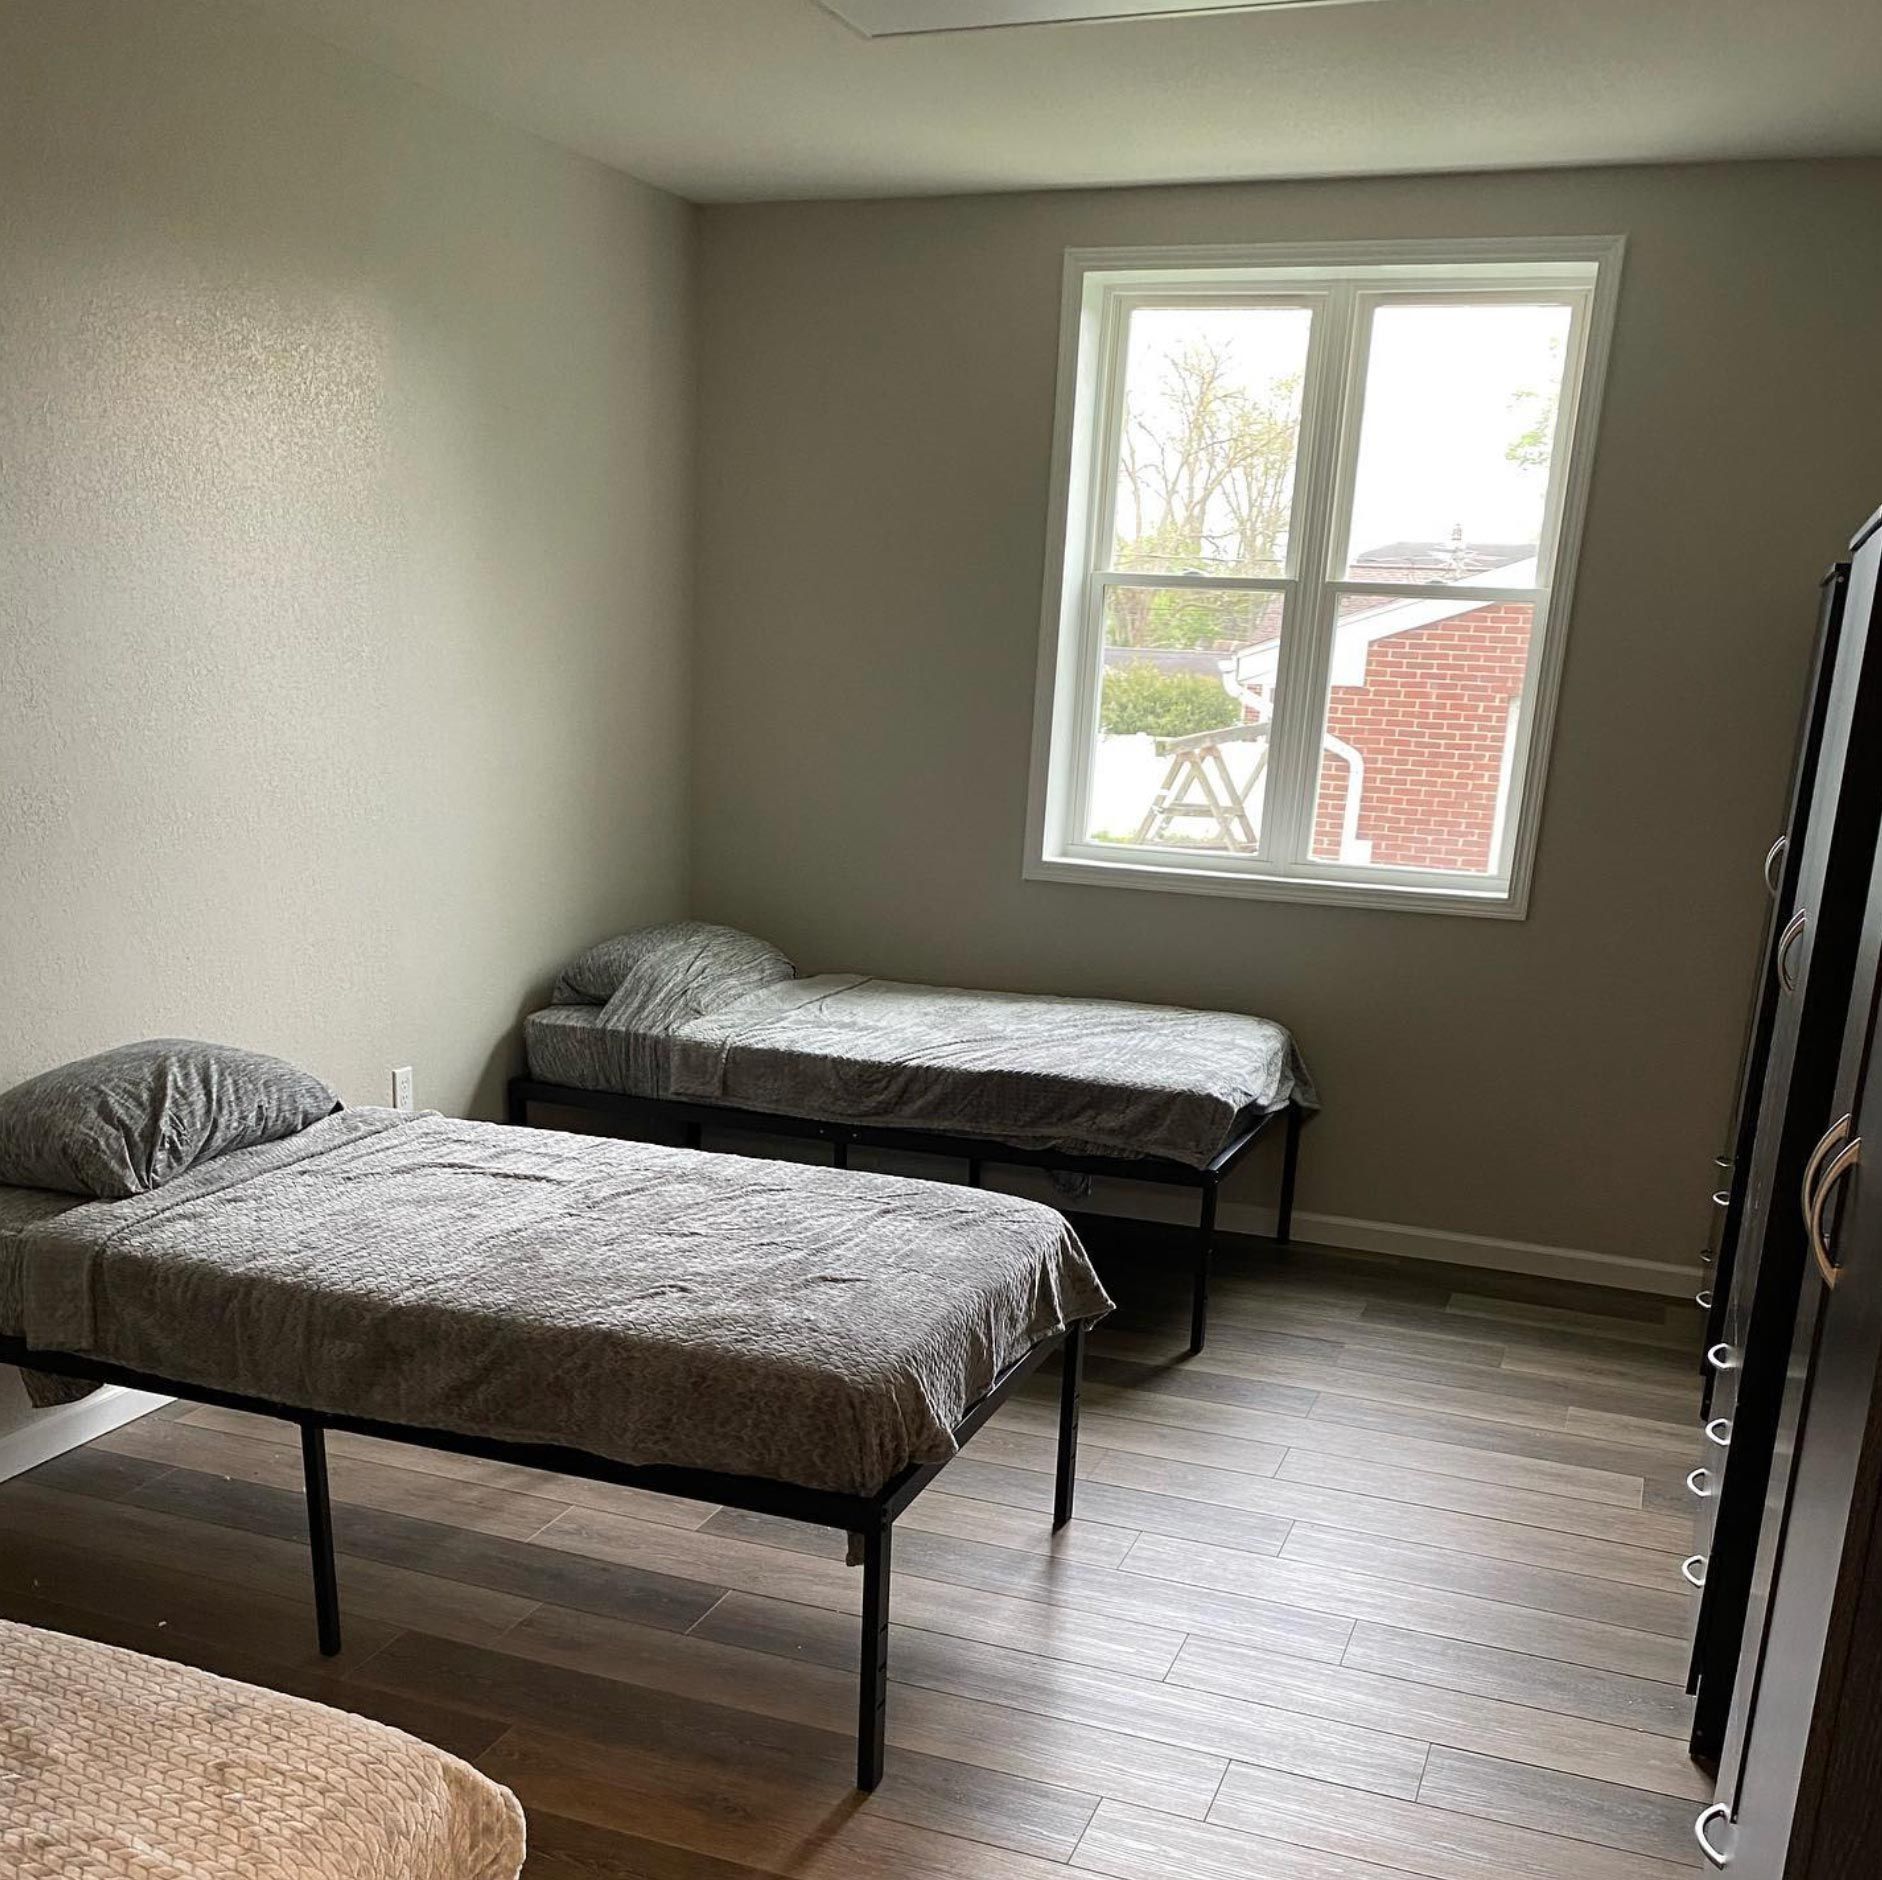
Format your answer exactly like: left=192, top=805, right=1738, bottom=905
left=1705, top=1342, right=1737, bottom=1372
left=1807, top=1134, right=1862, bottom=1290
left=1714, top=1152, right=1733, bottom=1172
left=1776, top=908, right=1808, bottom=991
left=1695, top=1801, right=1732, bottom=1867
left=1680, top=1553, right=1707, bottom=1589
left=1802, top=1113, right=1852, bottom=1212
left=1711, top=1189, right=1731, bottom=1210
left=1695, top=1289, right=1713, bottom=1309
left=1763, top=834, right=1788, bottom=895
left=1688, top=1467, right=1712, bottom=1497
left=1705, top=1416, right=1732, bottom=1447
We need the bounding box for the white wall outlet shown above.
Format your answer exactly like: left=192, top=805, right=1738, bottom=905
left=391, top=1066, right=414, bottom=1111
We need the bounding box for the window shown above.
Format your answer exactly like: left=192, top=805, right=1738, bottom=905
left=1026, top=239, right=1622, bottom=915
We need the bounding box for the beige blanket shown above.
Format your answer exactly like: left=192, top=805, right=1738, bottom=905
left=0, top=1619, right=524, bottom=1879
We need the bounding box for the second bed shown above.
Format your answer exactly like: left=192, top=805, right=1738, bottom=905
left=0, top=1048, right=1111, bottom=1791
left=516, top=921, right=1317, bottom=1353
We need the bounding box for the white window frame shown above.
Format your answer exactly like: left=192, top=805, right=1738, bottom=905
left=1024, top=236, right=1625, bottom=918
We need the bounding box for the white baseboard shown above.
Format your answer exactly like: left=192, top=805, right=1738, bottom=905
left=1224, top=1202, right=1698, bottom=1298
left=0, top=1385, right=170, bottom=1486
left=825, top=1143, right=1696, bottom=1299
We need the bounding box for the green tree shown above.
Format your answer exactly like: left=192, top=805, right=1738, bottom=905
left=1100, top=664, right=1241, bottom=741
left=1108, top=338, right=1301, bottom=652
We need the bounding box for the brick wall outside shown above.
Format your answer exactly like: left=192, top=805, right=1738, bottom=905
left=1310, top=602, right=1533, bottom=873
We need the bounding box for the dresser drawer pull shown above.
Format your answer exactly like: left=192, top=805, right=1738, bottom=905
left=1704, top=1417, right=1732, bottom=1448
left=1695, top=1289, right=1712, bottom=1310
left=1695, top=1802, right=1732, bottom=1867
left=1680, top=1554, right=1707, bottom=1589
left=1763, top=834, right=1788, bottom=895
left=1705, top=1342, right=1736, bottom=1372
left=1776, top=909, right=1809, bottom=991
left=1687, top=1467, right=1712, bottom=1498
left=1711, top=1189, right=1731, bottom=1210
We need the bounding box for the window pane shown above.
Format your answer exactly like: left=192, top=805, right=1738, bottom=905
left=1342, top=301, right=1573, bottom=586
left=1110, top=305, right=1312, bottom=578
left=1087, top=587, right=1284, bottom=854
left=1310, top=593, right=1534, bottom=875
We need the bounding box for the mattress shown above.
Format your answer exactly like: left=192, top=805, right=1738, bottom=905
left=9, top=1109, right=1110, bottom=1497
left=526, top=971, right=1316, bottom=1168
left=0, top=1617, right=524, bottom=1879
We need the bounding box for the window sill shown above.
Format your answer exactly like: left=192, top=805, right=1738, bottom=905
left=1022, top=850, right=1530, bottom=919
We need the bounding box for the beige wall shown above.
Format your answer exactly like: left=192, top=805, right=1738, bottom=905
left=0, top=0, right=693, bottom=1430
left=693, top=161, right=1882, bottom=1283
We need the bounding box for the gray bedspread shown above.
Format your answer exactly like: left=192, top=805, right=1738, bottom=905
left=0, top=1184, right=90, bottom=1406
left=11, top=1110, right=1110, bottom=1496
left=530, top=973, right=1315, bottom=1167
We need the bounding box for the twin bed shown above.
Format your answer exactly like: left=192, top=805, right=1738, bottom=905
left=0, top=1044, right=1104, bottom=1793
left=0, top=939, right=1312, bottom=1809
left=516, top=922, right=1315, bottom=1353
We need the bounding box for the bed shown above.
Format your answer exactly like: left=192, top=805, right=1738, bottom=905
left=0, top=1616, right=525, bottom=1879
left=0, top=1043, right=1109, bottom=1790
left=515, top=921, right=1317, bottom=1352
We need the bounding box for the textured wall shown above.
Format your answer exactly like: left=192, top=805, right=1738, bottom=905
left=0, top=1, right=694, bottom=1428
left=692, top=162, right=1882, bottom=1281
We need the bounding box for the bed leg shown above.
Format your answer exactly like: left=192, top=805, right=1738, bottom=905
left=857, top=1520, right=892, bottom=1791
left=300, top=1422, right=342, bottom=1657
left=1276, top=1104, right=1301, bottom=1245
left=833, top=1137, right=850, bottom=1171
left=682, top=1121, right=703, bottom=1151
left=1189, top=1179, right=1217, bottom=1357
left=504, top=1080, right=527, bottom=1127
left=967, top=1158, right=983, bottom=1188
left=1054, top=1321, right=1084, bottom=1529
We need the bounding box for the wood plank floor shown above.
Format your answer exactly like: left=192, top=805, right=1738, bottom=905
left=0, top=1234, right=1711, bottom=1877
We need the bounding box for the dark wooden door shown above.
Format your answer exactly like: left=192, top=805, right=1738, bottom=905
left=1700, top=534, right=1882, bottom=1866
left=1689, top=515, right=1882, bottom=1764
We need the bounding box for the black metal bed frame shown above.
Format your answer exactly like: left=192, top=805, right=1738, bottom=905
left=0, top=1321, right=1086, bottom=1792
left=506, top=1078, right=1304, bottom=1355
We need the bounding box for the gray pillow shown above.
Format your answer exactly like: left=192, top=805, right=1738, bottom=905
left=552, top=920, right=793, bottom=1012
left=0, top=1040, right=340, bottom=1200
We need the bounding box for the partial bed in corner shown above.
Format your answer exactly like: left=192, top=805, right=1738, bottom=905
left=0, top=1042, right=1111, bottom=1792
left=514, top=920, right=1318, bottom=1351
left=1, top=1617, right=525, bottom=1879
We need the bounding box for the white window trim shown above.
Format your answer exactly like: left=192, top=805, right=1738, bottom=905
left=1023, top=236, right=1626, bottom=919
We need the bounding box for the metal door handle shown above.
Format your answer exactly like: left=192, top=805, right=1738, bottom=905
left=1802, top=1113, right=1852, bottom=1207
left=1712, top=1189, right=1731, bottom=1210
left=1705, top=1342, right=1736, bottom=1372
left=1687, top=1467, right=1712, bottom=1497
left=1776, top=908, right=1809, bottom=991
left=1695, top=1802, right=1732, bottom=1867
left=1705, top=1416, right=1732, bottom=1447
left=1680, top=1554, right=1707, bottom=1588
left=1695, top=1289, right=1713, bottom=1309
left=1806, top=1131, right=1862, bottom=1289
left=1763, top=834, right=1788, bottom=895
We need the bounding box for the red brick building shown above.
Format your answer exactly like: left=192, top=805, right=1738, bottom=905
left=1230, top=552, right=1535, bottom=874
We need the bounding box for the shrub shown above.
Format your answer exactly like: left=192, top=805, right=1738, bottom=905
left=1100, top=664, right=1241, bottom=741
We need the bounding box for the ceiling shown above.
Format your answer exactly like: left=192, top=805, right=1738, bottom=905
left=248, top=0, right=1882, bottom=203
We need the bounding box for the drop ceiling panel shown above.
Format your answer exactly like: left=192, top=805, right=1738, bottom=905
left=820, top=0, right=1374, bottom=35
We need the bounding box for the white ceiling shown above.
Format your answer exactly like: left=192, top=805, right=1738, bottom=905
left=248, top=0, right=1882, bottom=203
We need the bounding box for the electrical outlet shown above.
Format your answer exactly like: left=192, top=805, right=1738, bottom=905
left=391, top=1066, right=414, bottom=1111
